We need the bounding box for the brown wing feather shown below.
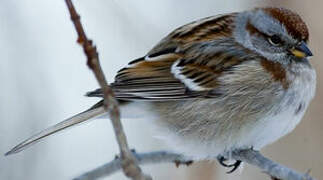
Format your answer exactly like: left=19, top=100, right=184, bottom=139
left=171, top=41, right=248, bottom=91
left=148, top=13, right=236, bottom=56
left=86, top=13, right=251, bottom=101
left=115, top=54, right=181, bottom=83
left=110, top=53, right=199, bottom=101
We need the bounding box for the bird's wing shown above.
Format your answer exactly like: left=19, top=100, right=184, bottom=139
left=147, top=13, right=236, bottom=55
left=86, top=14, right=250, bottom=101
left=86, top=13, right=253, bottom=101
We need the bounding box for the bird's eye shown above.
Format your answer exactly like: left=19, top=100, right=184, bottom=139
left=268, top=35, right=282, bottom=46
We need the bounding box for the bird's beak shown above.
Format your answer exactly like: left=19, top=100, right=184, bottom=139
left=290, top=41, right=313, bottom=58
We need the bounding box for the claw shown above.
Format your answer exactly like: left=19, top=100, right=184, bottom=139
left=217, top=156, right=242, bottom=173
left=217, top=156, right=232, bottom=167
left=226, top=160, right=241, bottom=174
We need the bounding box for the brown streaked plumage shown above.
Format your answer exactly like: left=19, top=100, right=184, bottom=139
left=107, top=13, right=246, bottom=99
left=172, top=14, right=235, bottom=40
left=116, top=54, right=180, bottom=81
left=147, top=14, right=236, bottom=56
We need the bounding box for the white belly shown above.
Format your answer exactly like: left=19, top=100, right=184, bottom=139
left=244, top=65, right=316, bottom=150
left=122, top=63, right=316, bottom=160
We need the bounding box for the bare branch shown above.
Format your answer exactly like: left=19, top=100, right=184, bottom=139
left=75, top=149, right=316, bottom=180
left=64, top=1, right=151, bottom=179
left=230, top=149, right=315, bottom=180
left=74, top=151, right=190, bottom=180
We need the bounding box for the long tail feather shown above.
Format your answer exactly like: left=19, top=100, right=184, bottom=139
left=5, top=104, right=106, bottom=156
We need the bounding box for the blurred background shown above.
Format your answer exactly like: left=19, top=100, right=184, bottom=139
left=1, top=0, right=322, bottom=179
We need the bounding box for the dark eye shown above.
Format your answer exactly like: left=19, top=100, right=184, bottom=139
left=268, top=35, right=282, bottom=46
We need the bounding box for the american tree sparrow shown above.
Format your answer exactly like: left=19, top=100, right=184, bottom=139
left=7, top=7, right=316, bottom=173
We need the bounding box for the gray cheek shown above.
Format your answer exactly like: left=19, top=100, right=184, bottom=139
left=249, top=37, right=288, bottom=63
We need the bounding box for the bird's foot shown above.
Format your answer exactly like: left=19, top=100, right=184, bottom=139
left=217, top=156, right=242, bottom=174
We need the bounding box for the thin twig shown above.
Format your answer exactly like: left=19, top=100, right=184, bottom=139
left=75, top=149, right=316, bottom=180
left=74, top=151, right=190, bottom=180
left=64, top=1, right=151, bottom=179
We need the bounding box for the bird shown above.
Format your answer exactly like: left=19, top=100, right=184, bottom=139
left=6, top=7, right=316, bottom=173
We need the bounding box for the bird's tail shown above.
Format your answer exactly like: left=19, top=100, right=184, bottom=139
left=5, top=101, right=106, bottom=156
